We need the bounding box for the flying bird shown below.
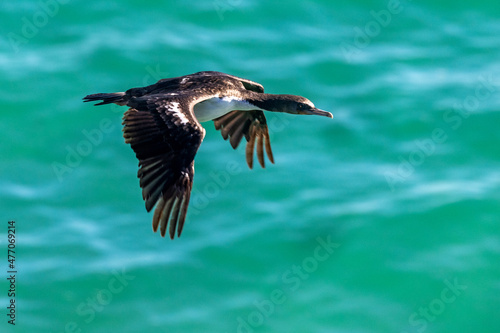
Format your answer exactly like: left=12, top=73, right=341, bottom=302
left=83, top=71, right=332, bottom=239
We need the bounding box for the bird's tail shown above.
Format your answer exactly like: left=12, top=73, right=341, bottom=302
left=83, top=92, right=126, bottom=106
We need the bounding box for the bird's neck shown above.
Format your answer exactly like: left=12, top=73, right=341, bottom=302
left=243, top=92, right=290, bottom=112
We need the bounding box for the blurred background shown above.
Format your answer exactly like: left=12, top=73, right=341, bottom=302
left=1, top=0, right=499, bottom=332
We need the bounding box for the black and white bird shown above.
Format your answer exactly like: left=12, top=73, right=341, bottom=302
left=83, top=71, right=332, bottom=239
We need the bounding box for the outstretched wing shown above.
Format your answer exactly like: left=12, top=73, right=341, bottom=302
left=213, top=110, right=274, bottom=169
left=205, top=72, right=265, bottom=93
left=122, top=96, right=205, bottom=239
left=122, top=71, right=264, bottom=98
left=154, top=71, right=266, bottom=94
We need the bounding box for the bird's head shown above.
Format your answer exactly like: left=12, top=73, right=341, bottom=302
left=259, top=94, right=333, bottom=118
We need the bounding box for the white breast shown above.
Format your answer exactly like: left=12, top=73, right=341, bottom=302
left=193, top=96, right=262, bottom=122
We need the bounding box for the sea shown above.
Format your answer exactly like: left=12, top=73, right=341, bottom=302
left=1, top=0, right=499, bottom=332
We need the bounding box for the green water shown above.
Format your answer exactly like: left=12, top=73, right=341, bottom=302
left=1, top=0, right=499, bottom=332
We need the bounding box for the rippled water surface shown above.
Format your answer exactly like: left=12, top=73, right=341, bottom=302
left=1, top=0, right=499, bottom=332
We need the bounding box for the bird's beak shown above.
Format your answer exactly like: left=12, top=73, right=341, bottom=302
left=301, top=108, right=333, bottom=118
